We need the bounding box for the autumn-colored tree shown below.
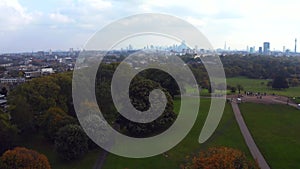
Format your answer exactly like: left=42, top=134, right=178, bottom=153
left=0, top=147, right=51, bottom=169
left=181, top=147, right=259, bottom=169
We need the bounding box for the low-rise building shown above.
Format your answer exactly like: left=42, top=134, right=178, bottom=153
left=0, top=77, right=25, bottom=84
left=24, top=71, right=41, bottom=79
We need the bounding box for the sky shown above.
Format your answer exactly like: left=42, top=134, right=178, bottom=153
left=1, top=0, right=300, bottom=53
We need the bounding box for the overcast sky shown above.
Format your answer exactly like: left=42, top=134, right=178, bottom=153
left=1, top=0, right=300, bottom=53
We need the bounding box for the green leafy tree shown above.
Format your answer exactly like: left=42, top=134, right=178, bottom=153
left=55, top=124, right=88, bottom=160
left=236, top=84, right=243, bottom=94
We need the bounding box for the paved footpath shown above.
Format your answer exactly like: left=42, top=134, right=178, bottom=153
left=231, top=102, right=270, bottom=169
left=93, top=150, right=108, bottom=169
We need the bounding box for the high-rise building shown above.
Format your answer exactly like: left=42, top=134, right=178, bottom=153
left=263, top=42, right=270, bottom=55
left=250, top=47, right=255, bottom=53
left=259, top=47, right=263, bottom=54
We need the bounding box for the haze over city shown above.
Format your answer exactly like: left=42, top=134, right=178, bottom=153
left=1, top=0, right=300, bottom=53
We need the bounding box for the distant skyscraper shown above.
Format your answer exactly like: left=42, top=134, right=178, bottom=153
left=259, top=47, right=263, bottom=54
left=263, top=42, right=270, bottom=55
left=250, top=47, right=255, bottom=53
left=295, top=38, right=297, bottom=53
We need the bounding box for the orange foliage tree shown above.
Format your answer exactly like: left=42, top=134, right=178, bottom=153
left=181, top=147, right=259, bottom=169
left=0, top=147, right=51, bottom=169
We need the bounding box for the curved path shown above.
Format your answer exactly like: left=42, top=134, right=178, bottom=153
left=231, top=101, right=270, bottom=169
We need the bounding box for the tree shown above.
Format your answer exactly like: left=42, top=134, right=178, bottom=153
left=9, top=72, right=74, bottom=117
left=181, top=147, right=258, bottom=169
left=0, top=87, right=8, bottom=96
left=0, top=147, right=51, bottom=169
left=236, top=84, right=243, bottom=94
left=230, top=86, right=237, bottom=93
left=117, top=78, right=176, bottom=137
left=41, top=107, right=77, bottom=141
left=9, top=95, right=34, bottom=132
left=272, top=76, right=289, bottom=89
left=0, top=112, right=18, bottom=154
left=55, top=124, right=88, bottom=160
left=141, top=69, right=180, bottom=98
left=290, top=77, right=300, bottom=87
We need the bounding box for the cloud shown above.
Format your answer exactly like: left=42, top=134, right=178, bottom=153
left=82, top=0, right=112, bottom=10
left=0, top=0, right=34, bottom=31
left=186, top=17, right=207, bottom=28
left=49, top=12, right=74, bottom=23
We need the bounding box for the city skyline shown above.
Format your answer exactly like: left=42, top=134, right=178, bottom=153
left=1, top=0, right=300, bottom=53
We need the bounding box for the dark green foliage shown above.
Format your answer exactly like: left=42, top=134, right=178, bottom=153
left=54, top=124, right=88, bottom=161
left=9, top=95, right=33, bottom=132
left=139, top=69, right=180, bottom=97
left=0, top=112, right=18, bottom=154
left=117, top=78, right=176, bottom=137
left=236, top=84, right=243, bottom=93
left=95, top=63, right=120, bottom=124
left=41, top=107, right=77, bottom=141
left=0, top=87, right=8, bottom=96
left=8, top=72, right=74, bottom=132
left=230, top=86, right=237, bottom=93
left=9, top=72, right=73, bottom=115
left=272, top=76, right=289, bottom=89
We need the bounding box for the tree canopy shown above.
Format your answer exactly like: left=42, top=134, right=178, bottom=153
left=181, top=147, right=258, bottom=169
left=54, top=124, right=88, bottom=161
left=0, top=111, right=18, bottom=154
left=0, top=147, right=51, bottom=169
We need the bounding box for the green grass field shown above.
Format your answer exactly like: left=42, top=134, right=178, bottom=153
left=239, top=103, right=300, bottom=169
left=227, top=76, right=300, bottom=97
left=102, top=98, right=251, bottom=169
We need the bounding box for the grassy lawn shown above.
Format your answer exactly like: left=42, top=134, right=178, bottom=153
left=227, top=76, right=300, bottom=97
left=102, top=98, right=251, bottom=169
left=17, top=132, right=102, bottom=169
left=239, top=103, right=300, bottom=169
